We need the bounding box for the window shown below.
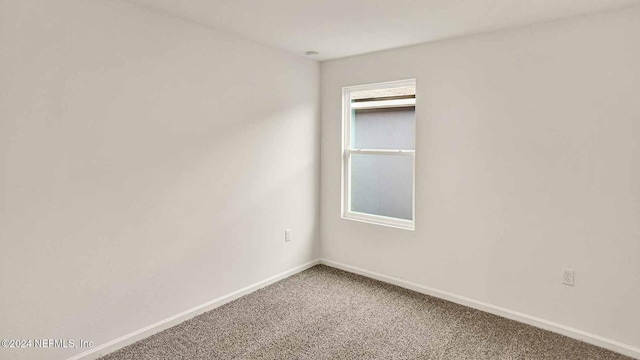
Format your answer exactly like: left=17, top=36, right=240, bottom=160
left=342, top=79, right=416, bottom=230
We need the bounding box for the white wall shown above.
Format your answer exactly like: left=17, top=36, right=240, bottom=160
left=0, top=1, right=319, bottom=359
left=321, top=5, right=640, bottom=353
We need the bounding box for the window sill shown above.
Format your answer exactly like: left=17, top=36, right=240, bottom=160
left=342, top=211, right=415, bottom=231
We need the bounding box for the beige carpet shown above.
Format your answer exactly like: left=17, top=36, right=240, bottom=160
left=101, top=265, right=631, bottom=359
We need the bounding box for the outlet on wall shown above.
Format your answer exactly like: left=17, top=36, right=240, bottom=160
left=562, top=268, right=575, bottom=286
left=285, top=229, right=292, bottom=242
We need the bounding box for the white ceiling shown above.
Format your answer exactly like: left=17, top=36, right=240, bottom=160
left=124, top=0, right=640, bottom=61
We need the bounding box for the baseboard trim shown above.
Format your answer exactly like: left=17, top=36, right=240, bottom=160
left=67, top=259, right=321, bottom=360
left=319, top=258, right=640, bottom=359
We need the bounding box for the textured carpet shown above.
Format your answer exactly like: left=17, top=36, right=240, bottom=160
left=101, top=265, right=631, bottom=359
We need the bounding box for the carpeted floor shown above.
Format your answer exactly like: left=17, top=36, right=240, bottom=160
left=101, top=265, right=631, bottom=359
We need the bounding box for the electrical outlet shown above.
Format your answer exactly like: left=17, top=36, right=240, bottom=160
left=285, top=229, right=292, bottom=242
left=562, top=268, right=574, bottom=286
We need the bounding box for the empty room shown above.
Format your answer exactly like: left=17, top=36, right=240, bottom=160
left=1, top=0, right=639, bottom=359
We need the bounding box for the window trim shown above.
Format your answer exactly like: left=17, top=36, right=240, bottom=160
left=341, top=79, right=416, bottom=231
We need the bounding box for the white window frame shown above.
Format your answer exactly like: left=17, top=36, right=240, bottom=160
left=341, top=79, right=416, bottom=231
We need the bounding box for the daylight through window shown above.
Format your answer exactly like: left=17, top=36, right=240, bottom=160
left=342, top=79, right=416, bottom=230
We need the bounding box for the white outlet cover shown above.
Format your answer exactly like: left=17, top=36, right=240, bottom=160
left=562, top=268, right=575, bottom=286
left=285, top=229, right=292, bottom=242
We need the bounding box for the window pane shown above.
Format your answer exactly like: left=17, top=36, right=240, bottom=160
left=352, top=107, right=415, bottom=150
left=350, top=153, right=413, bottom=220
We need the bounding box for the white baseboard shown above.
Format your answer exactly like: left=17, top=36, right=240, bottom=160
left=67, top=259, right=320, bottom=360
left=67, top=257, right=638, bottom=359
left=319, top=258, right=640, bottom=359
